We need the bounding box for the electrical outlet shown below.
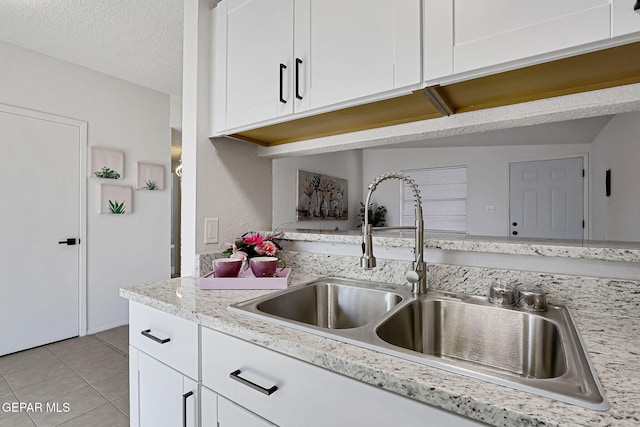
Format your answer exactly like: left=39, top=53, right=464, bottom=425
left=204, top=217, right=219, bottom=244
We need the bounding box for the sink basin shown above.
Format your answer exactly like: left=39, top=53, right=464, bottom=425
left=229, top=278, right=608, bottom=410
left=256, top=281, right=402, bottom=329
left=376, top=299, right=566, bottom=379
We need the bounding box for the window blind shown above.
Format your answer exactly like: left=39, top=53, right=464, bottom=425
left=401, top=166, right=467, bottom=233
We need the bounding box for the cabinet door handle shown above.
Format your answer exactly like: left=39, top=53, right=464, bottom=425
left=279, top=63, right=287, bottom=104
left=182, top=391, right=194, bottom=427
left=634, top=0, right=640, bottom=11
left=230, top=369, right=278, bottom=395
left=141, top=329, right=170, bottom=344
left=295, top=58, right=303, bottom=100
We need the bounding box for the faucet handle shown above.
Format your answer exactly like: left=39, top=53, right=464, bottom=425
left=517, top=287, right=548, bottom=312
left=406, top=270, right=420, bottom=284
left=487, top=279, right=517, bottom=306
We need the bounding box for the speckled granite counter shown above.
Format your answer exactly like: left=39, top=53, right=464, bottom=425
left=280, top=229, right=640, bottom=263
left=120, top=273, right=640, bottom=427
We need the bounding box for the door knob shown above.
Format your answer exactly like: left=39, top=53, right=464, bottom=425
left=58, top=238, right=79, bottom=245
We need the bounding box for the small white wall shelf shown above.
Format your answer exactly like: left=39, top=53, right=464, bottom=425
left=100, top=184, right=132, bottom=214
left=91, top=147, right=124, bottom=179
left=136, top=162, right=165, bottom=190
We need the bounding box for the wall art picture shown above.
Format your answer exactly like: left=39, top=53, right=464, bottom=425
left=297, top=170, right=348, bottom=221
left=91, top=147, right=124, bottom=179
left=136, top=162, right=165, bottom=190
left=100, top=184, right=132, bottom=214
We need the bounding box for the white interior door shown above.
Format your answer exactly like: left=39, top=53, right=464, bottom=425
left=509, top=157, right=584, bottom=240
left=0, top=106, right=84, bottom=356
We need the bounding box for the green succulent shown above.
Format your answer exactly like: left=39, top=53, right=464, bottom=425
left=144, top=179, right=159, bottom=190
left=95, top=167, right=121, bottom=179
left=108, top=200, right=126, bottom=214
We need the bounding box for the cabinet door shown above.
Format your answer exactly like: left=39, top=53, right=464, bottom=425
left=613, top=0, right=640, bottom=37
left=218, top=396, right=275, bottom=427
left=131, top=348, right=198, bottom=427
left=201, top=386, right=218, bottom=427
left=294, top=0, right=420, bottom=112
left=426, top=0, right=612, bottom=79
left=219, top=0, right=294, bottom=130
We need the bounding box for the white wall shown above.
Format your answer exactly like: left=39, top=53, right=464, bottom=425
left=183, top=1, right=273, bottom=259
left=170, top=95, right=183, bottom=130
left=272, top=151, right=363, bottom=230
left=591, top=111, right=640, bottom=241
left=0, top=41, right=171, bottom=333
left=363, top=144, right=591, bottom=236
left=196, top=137, right=273, bottom=254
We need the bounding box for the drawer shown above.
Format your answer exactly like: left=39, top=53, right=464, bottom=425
left=202, top=328, right=483, bottom=427
left=129, top=301, right=199, bottom=379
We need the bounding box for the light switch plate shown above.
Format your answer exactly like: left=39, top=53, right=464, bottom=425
left=204, top=217, right=219, bottom=244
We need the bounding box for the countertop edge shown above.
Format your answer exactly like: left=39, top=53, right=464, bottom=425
left=277, top=230, right=640, bottom=263
left=120, top=283, right=562, bottom=427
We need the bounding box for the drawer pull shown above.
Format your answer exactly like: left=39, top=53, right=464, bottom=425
left=182, top=391, right=194, bottom=427
left=141, top=329, right=170, bottom=344
left=230, top=369, right=278, bottom=395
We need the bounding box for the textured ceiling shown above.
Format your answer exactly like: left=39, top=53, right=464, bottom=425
left=0, top=0, right=183, bottom=95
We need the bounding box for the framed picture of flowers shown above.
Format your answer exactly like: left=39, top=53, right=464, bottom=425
left=296, top=170, right=348, bottom=221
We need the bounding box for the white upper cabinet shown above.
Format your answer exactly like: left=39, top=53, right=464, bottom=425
left=612, top=0, right=640, bottom=37
left=213, top=0, right=294, bottom=131
left=212, top=0, right=421, bottom=134
left=425, top=0, right=613, bottom=81
left=294, top=0, right=421, bottom=113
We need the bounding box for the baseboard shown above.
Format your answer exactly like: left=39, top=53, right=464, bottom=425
left=86, top=319, right=129, bottom=335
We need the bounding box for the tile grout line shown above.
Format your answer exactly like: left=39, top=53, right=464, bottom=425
left=31, top=348, right=96, bottom=427
left=91, top=335, right=129, bottom=359
left=90, top=334, right=130, bottom=419
left=54, top=402, right=126, bottom=427
left=1, top=331, right=130, bottom=425
left=2, top=348, right=62, bottom=427
left=45, top=339, right=130, bottom=424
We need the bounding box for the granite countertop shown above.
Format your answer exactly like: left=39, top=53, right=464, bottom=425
left=120, top=274, right=640, bottom=427
left=280, top=229, right=640, bottom=263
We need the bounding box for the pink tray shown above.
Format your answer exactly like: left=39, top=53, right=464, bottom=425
left=199, top=268, right=291, bottom=290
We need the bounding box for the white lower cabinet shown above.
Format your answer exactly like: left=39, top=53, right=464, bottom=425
left=130, top=347, right=198, bottom=427
left=129, top=302, right=200, bottom=427
left=202, top=327, right=484, bottom=427
left=128, top=302, right=485, bottom=426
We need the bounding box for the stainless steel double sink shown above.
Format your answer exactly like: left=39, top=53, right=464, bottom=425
left=229, top=277, right=608, bottom=410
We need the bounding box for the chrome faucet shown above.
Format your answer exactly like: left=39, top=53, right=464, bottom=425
left=360, top=172, right=427, bottom=294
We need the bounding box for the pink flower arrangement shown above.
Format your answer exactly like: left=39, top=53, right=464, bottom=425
left=223, top=231, right=282, bottom=259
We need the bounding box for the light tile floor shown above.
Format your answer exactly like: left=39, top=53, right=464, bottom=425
left=0, top=326, right=129, bottom=427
